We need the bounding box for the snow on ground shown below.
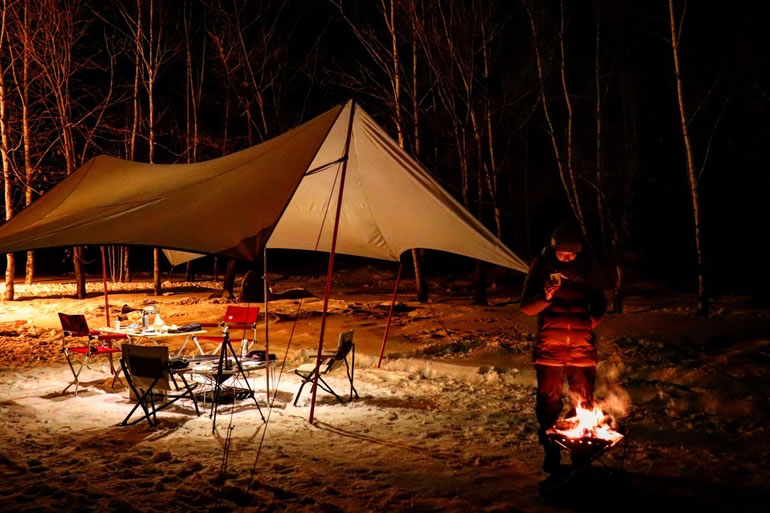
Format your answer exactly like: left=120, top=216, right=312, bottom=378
left=2, top=273, right=770, bottom=512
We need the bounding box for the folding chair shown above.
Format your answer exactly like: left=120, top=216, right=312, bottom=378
left=59, top=313, right=126, bottom=396
left=119, top=344, right=200, bottom=427
left=293, top=330, right=359, bottom=406
left=191, top=305, right=260, bottom=357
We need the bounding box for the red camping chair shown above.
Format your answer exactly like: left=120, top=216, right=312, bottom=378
left=190, top=305, right=268, bottom=429
left=193, top=305, right=260, bottom=357
left=59, top=313, right=126, bottom=396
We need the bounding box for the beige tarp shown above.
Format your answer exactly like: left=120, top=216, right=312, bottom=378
left=0, top=106, right=343, bottom=261
left=267, top=102, right=527, bottom=270
left=0, top=101, right=527, bottom=272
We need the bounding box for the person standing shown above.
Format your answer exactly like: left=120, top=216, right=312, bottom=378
left=520, top=223, right=607, bottom=472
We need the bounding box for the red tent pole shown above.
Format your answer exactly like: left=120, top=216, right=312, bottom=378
left=263, top=247, right=270, bottom=402
left=101, top=246, right=116, bottom=376
left=377, top=261, right=402, bottom=368
left=309, top=100, right=356, bottom=424
left=101, top=246, right=110, bottom=325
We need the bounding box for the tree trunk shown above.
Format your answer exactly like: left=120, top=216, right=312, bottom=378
left=0, top=1, right=16, bottom=301
left=473, top=132, right=487, bottom=307
left=185, top=261, right=194, bottom=282
left=1, top=2, right=15, bottom=300
left=668, top=0, right=708, bottom=317
left=73, top=246, right=85, bottom=299
left=410, top=12, right=427, bottom=302
left=153, top=248, right=161, bottom=295
left=558, top=0, right=586, bottom=237
left=123, top=0, right=143, bottom=284
left=473, top=260, right=487, bottom=306
left=595, top=15, right=606, bottom=250
left=222, top=259, right=237, bottom=298
left=124, top=248, right=131, bottom=282
left=524, top=2, right=576, bottom=228
left=21, top=1, right=34, bottom=285
left=387, top=0, right=427, bottom=302
left=148, top=0, right=161, bottom=296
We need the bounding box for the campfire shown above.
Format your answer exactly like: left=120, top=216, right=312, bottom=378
left=548, top=402, right=624, bottom=442
left=546, top=402, right=627, bottom=459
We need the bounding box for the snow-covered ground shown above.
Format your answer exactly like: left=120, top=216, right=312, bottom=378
left=1, top=273, right=770, bottom=512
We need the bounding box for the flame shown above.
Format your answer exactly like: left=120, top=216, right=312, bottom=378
left=549, top=402, right=624, bottom=443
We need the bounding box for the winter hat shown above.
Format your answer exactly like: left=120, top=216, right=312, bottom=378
left=550, top=223, right=583, bottom=253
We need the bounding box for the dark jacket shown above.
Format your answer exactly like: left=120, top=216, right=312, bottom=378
left=520, top=247, right=606, bottom=366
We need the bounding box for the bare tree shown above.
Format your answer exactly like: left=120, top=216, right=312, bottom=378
left=146, top=0, right=164, bottom=295
left=332, top=0, right=430, bottom=301
left=209, top=0, right=310, bottom=297
left=122, top=0, right=144, bottom=283
left=115, top=0, right=170, bottom=294
left=522, top=0, right=589, bottom=239
left=412, top=0, right=515, bottom=305
left=183, top=0, right=205, bottom=282
left=0, top=0, right=16, bottom=300
left=667, top=0, right=707, bottom=316
left=6, top=0, right=39, bottom=285
left=29, top=0, right=117, bottom=299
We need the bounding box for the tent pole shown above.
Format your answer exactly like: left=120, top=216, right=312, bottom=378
left=263, top=247, right=270, bottom=402
left=377, top=261, right=402, bottom=368
left=101, top=245, right=115, bottom=376
left=101, top=246, right=110, bottom=325
left=309, top=100, right=357, bottom=424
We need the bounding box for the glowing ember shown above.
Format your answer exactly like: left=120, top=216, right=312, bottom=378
left=547, top=402, right=624, bottom=443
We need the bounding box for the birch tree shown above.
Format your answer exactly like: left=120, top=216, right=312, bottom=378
left=6, top=0, right=38, bottom=285
left=30, top=0, right=116, bottom=299
left=183, top=0, right=205, bottom=282
left=0, top=0, right=15, bottom=300
left=332, top=0, right=430, bottom=301
left=522, top=0, right=587, bottom=239
left=667, top=0, right=708, bottom=316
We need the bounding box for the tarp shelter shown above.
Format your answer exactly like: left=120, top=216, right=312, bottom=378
left=164, top=101, right=527, bottom=271
left=0, top=101, right=526, bottom=271
left=0, top=99, right=528, bottom=421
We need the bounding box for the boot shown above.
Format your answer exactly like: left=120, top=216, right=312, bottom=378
left=543, top=442, right=561, bottom=473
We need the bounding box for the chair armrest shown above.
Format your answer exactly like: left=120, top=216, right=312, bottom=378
left=198, top=322, right=221, bottom=328
left=96, top=333, right=128, bottom=341
left=195, top=336, right=225, bottom=342
left=226, top=322, right=257, bottom=329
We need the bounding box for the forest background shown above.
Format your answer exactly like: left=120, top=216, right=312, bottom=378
left=0, top=0, right=767, bottom=316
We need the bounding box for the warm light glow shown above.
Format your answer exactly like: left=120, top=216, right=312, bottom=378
left=547, top=402, right=624, bottom=443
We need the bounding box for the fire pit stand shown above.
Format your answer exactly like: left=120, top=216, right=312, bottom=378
left=539, top=425, right=630, bottom=498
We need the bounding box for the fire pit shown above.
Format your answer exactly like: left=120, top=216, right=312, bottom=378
left=540, top=403, right=630, bottom=497
left=547, top=422, right=628, bottom=463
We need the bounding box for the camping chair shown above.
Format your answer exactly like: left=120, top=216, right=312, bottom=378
left=119, top=344, right=200, bottom=427
left=189, top=305, right=260, bottom=357
left=59, top=313, right=126, bottom=396
left=293, top=330, right=359, bottom=406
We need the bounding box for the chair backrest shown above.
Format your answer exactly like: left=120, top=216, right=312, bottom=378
left=224, top=305, right=260, bottom=325
left=224, top=305, right=260, bottom=341
left=58, top=313, right=90, bottom=337
left=122, top=344, right=172, bottom=391
left=325, top=330, right=354, bottom=373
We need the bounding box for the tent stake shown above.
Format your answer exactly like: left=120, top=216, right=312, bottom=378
left=377, top=261, right=402, bottom=368
left=309, top=100, right=357, bottom=424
